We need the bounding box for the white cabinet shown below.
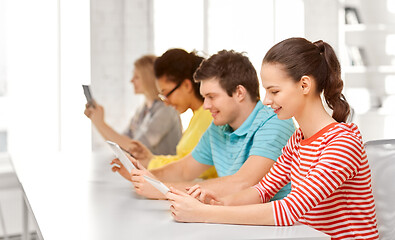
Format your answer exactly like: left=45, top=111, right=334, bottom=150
left=338, top=0, right=395, bottom=141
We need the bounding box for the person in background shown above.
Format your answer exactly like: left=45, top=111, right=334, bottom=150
left=113, top=50, right=295, bottom=201
left=118, top=48, right=217, bottom=178
left=166, top=38, right=379, bottom=240
left=84, top=55, right=182, bottom=155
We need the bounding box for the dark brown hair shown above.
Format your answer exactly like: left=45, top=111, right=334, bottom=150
left=262, top=37, right=350, bottom=122
left=194, top=50, right=260, bottom=102
left=154, top=48, right=204, bottom=101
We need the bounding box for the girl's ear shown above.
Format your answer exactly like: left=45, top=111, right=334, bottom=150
left=183, top=79, right=194, bottom=93
left=300, top=75, right=312, bottom=95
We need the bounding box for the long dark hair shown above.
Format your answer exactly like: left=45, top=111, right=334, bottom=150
left=263, top=37, right=350, bottom=122
left=154, top=48, right=204, bottom=101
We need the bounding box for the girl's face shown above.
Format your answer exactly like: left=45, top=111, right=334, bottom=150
left=260, top=63, right=305, bottom=120
left=157, top=76, right=190, bottom=113
left=130, top=68, right=144, bottom=94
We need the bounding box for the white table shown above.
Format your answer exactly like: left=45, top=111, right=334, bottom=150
left=10, top=150, right=330, bottom=240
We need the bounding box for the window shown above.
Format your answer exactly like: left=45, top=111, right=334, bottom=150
left=153, top=0, right=204, bottom=55
left=153, top=0, right=304, bottom=128
left=3, top=0, right=91, bottom=155
left=0, top=0, right=7, bottom=155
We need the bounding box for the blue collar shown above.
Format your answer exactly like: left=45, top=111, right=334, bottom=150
left=223, top=101, right=264, bottom=137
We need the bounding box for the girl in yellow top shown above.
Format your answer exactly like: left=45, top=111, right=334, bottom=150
left=148, top=106, right=212, bottom=169
left=127, top=49, right=217, bottom=179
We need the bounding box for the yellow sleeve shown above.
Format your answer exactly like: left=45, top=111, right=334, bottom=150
left=148, top=154, right=217, bottom=179
left=147, top=107, right=217, bottom=179
left=147, top=154, right=183, bottom=170
left=197, top=166, right=217, bottom=179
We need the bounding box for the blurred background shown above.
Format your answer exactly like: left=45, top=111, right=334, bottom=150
left=0, top=0, right=394, bottom=238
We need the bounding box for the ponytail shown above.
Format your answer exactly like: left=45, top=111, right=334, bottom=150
left=313, top=40, right=350, bottom=122
left=263, top=37, right=350, bottom=122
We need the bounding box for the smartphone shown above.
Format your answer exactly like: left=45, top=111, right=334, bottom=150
left=82, top=85, right=96, bottom=108
left=106, top=140, right=136, bottom=172
left=143, top=175, right=170, bottom=195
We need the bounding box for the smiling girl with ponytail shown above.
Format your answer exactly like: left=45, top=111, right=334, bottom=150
left=263, top=38, right=350, bottom=122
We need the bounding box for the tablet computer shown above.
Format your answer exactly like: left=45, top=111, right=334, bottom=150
left=82, top=85, right=96, bottom=108
left=106, top=140, right=136, bottom=172
left=143, top=175, right=170, bottom=195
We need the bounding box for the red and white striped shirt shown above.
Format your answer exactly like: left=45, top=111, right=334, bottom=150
left=254, top=122, right=379, bottom=240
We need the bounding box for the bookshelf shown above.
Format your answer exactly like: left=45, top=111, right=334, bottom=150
left=338, top=0, right=395, bottom=141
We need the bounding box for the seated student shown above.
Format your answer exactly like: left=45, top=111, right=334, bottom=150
left=128, top=48, right=217, bottom=179
left=84, top=55, right=182, bottom=155
left=166, top=38, right=379, bottom=240
left=112, top=50, right=295, bottom=200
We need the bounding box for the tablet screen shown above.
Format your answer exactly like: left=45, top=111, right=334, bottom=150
left=106, top=141, right=136, bottom=172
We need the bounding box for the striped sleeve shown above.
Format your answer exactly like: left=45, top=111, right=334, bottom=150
left=272, top=134, right=363, bottom=226
left=253, top=133, right=295, bottom=203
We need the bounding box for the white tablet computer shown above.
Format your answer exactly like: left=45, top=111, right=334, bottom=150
left=106, top=140, right=136, bottom=172
left=143, top=175, right=170, bottom=195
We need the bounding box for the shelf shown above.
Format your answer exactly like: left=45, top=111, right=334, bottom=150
left=344, top=24, right=395, bottom=32
left=358, top=107, right=395, bottom=116
left=343, top=65, right=395, bottom=74
left=339, top=1, right=395, bottom=142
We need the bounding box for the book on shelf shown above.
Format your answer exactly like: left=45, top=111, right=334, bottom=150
left=346, top=46, right=368, bottom=66
left=345, top=7, right=362, bottom=24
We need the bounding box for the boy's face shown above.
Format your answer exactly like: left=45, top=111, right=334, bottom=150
left=200, top=78, right=240, bottom=127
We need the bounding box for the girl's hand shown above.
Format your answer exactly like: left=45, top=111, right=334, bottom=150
left=84, top=103, right=105, bottom=126
left=166, top=187, right=208, bottom=223
left=129, top=171, right=167, bottom=199
left=186, top=184, right=223, bottom=205
left=126, top=155, right=165, bottom=199
left=126, top=154, right=155, bottom=178
left=111, top=158, right=132, bottom=181
left=110, top=154, right=153, bottom=182
left=126, top=140, right=154, bottom=166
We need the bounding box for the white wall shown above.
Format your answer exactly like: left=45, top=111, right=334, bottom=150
left=304, top=0, right=339, bottom=51
left=90, top=0, right=153, bottom=150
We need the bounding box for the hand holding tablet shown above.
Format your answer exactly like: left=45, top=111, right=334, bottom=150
left=107, top=141, right=168, bottom=196
left=106, top=140, right=137, bottom=172
left=143, top=175, right=170, bottom=195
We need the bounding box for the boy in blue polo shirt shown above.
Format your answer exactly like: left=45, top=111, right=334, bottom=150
left=112, top=50, right=295, bottom=200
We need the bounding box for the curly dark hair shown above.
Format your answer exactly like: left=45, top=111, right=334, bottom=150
left=154, top=48, right=204, bottom=101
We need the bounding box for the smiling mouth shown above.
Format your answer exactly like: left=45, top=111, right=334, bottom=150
left=273, top=107, right=282, bottom=114
left=211, top=111, right=219, bottom=118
